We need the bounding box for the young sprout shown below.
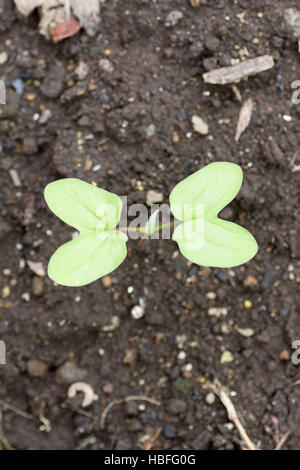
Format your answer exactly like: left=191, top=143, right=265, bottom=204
left=144, top=209, right=159, bottom=237
left=44, top=162, right=258, bottom=287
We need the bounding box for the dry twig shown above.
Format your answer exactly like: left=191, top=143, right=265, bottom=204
left=144, top=427, right=162, bottom=450
left=0, top=400, right=34, bottom=421
left=275, top=431, right=291, bottom=450
left=100, top=395, right=161, bottom=430
left=203, top=55, right=274, bottom=85
left=0, top=407, right=14, bottom=450
left=203, top=379, right=258, bottom=450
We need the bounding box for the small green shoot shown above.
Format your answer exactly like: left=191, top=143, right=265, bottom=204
left=44, top=162, right=258, bottom=287
left=144, top=209, right=159, bottom=237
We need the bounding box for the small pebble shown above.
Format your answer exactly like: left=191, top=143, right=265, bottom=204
left=225, top=422, right=234, bottom=431
left=39, top=109, right=52, bottom=124
left=205, top=36, right=220, bottom=53
left=172, top=132, right=180, bottom=143
left=26, top=93, right=36, bottom=101
left=31, top=276, right=44, bottom=296
left=123, top=348, right=137, bottom=365
left=99, top=59, right=114, bottom=73
left=192, top=115, right=209, bottom=135
left=102, top=383, right=113, bottom=394
left=21, top=292, right=30, bottom=302
left=12, top=78, right=24, bottom=94
left=2, top=286, right=10, bottom=298
left=190, top=0, right=201, bottom=6
left=165, top=10, right=183, bottom=27
left=146, top=124, right=156, bottom=139
left=102, top=276, right=112, bottom=288
left=131, top=305, right=145, bottom=320
left=102, top=316, right=120, bottom=331
left=236, top=327, right=254, bottom=337
left=164, top=425, right=175, bottom=439
left=75, top=61, right=89, bottom=80
left=284, top=8, right=300, bottom=39
left=205, top=392, right=215, bottom=405
left=177, top=350, right=186, bottom=360
left=176, top=334, right=187, bottom=348
left=140, top=408, right=156, bottom=426
left=208, top=307, right=227, bottom=317
left=181, top=363, right=193, bottom=378
left=244, top=300, right=252, bottom=308
left=55, top=361, right=87, bottom=385
left=206, top=291, right=216, bottom=300
left=243, top=275, right=258, bottom=286
left=220, top=350, right=234, bottom=363
left=0, top=51, right=8, bottom=65
left=9, top=169, right=21, bottom=187
left=27, top=260, right=46, bottom=277
left=221, top=323, right=230, bottom=334
left=279, top=349, right=290, bottom=360
left=146, top=190, right=163, bottom=206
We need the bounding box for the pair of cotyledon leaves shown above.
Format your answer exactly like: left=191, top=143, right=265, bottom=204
left=44, top=162, right=258, bottom=287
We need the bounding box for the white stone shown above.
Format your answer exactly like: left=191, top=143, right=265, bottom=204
left=206, top=291, right=216, bottom=300
left=220, top=350, right=234, bottom=363
left=0, top=52, right=8, bottom=65
left=146, top=190, right=163, bottom=206
left=131, top=305, right=145, bottom=320
left=205, top=392, right=215, bottom=405
left=208, top=307, right=228, bottom=317
left=191, top=115, right=209, bottom=135
left=236, top=327, right=255, bottom=337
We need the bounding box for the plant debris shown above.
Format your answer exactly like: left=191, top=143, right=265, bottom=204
left=14, top=0, right=100, bottom=41
left=203, top=55, right=274, bottom=85
left=235, top=98, right=253, bottom=142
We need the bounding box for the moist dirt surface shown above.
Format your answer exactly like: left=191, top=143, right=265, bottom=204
left=0, top=0, right=300, bottom=450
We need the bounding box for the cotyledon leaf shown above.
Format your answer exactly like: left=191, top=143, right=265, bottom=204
left=44, top=178, right=122, bottom=233
left=172, top=218, right=258, bottom=268
left=169, top=162, right=243, bottom=221
left=48, top=230, right=128, bottom=287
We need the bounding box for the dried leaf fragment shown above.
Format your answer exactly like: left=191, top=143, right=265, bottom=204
left=51, top=15, right=81, bottom=42
left=235, top=98, right=253, bottom=142
left=13, top=0, right=100, bottom=40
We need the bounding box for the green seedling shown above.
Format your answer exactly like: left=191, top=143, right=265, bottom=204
left=44, top=162, right=258, bottom=287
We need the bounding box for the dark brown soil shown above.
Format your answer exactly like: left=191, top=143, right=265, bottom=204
left=0, top=0, right=300, bottom=450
